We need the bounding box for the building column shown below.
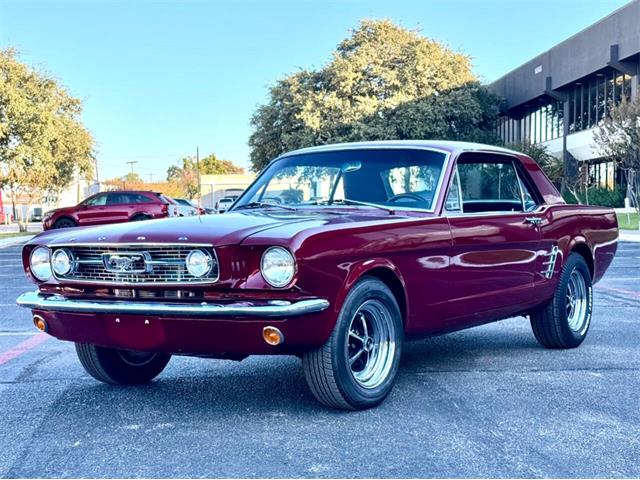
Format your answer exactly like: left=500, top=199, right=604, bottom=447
left=562, top=99, right=576, bottom=185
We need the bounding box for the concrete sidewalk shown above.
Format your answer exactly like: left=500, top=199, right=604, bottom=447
left=620, top=230, right=640, bottom=242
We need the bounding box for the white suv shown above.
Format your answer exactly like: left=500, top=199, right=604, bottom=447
left=216, top=197, right=235, bottom=213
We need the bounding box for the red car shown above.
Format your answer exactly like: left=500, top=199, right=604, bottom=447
left=42, top=191, right=175, bottom=230
left=17, top=141, right=618, bottom=410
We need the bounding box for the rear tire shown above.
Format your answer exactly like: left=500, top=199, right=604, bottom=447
left=53, top=217, right=76, bottom=229
left=530, top=252, right=593, bottom=349
left=131, top=214, right=151, bottom=222
left=302, top=277, right=403, bottom=410
left=75, top=343, right=171, bottom=385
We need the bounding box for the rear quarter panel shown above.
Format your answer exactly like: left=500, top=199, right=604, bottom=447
left=538, top=204, right=618, bottom=295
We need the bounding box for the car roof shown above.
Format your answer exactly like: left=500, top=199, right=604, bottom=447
left=277, top=140, right=523, bottom=158
left=97, top=190, right=161, bottom=195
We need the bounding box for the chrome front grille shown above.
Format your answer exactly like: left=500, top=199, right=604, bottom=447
left=51, top=244, right=219, bottom=285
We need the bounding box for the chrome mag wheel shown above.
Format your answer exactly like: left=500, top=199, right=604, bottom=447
left=116, top=349, right=160, bottom=367
left=566, top=267, right=589, bottom=333
left=347, top=299, right=397, bottom=389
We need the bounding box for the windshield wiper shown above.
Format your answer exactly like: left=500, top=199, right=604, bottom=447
left=315, top=198, right=395, bottom=215
left=234, top=201, right=298, bottom=211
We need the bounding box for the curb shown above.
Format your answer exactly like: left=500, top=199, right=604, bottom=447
left=619, top=231, right=640, bottom=243
left=0, top=235, right=34, bottom=248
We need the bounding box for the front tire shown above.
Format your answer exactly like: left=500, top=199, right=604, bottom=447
left=75, top=343, right=171, bottom=385
left=53, top=217, right=76, bottom=229
left=302, top=277, right=403, bottom=410
left=530, top=252, right=593, bottom=349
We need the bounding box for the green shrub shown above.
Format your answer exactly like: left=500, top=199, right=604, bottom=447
left=562, top=188, right=625, bottom=207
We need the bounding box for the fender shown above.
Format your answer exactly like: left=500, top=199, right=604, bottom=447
left=556, top=234, right=589, bottom=270
left=334, top=257, right=409, bottom=323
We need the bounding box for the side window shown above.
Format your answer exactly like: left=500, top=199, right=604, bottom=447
left=444, top=170, right=462, bottom=212
left=84, top=193, right=107, bottom=206
left=107, top=193, right=131, bottom=205
left=131, top=194, right=152, bottom=204
left=458, top=160, right=524, bottom=213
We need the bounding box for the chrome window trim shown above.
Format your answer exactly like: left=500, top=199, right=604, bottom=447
left=448, top=152, right=546, bottom=218
left=444, top=205, right=547, bottom=219
left=443, top=167, right=463, bottom=214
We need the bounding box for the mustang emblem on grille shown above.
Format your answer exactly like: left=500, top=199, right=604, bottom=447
left=102, top=253, right=148, bottom=273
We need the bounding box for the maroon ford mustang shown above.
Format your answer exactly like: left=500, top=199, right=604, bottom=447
left=17, top=141, right=618, bottom=410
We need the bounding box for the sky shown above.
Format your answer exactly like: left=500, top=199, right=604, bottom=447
left=0, top=0, right=632, bottom=181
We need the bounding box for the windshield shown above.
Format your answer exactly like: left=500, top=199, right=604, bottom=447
left=234, top=148, right=447, bottom=211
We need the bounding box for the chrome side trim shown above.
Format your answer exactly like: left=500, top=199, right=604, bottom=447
left=16, top=291, right=330, bottom=318
left=542, top=245, right=560, bottom=279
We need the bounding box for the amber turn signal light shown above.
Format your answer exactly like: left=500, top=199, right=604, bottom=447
left=262, top=326, right=284, bottom=346
left=33, top=315, right=48, bottom=333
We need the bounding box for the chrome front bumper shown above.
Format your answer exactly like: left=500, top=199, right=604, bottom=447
left=16, top=291, right=330, bottom=318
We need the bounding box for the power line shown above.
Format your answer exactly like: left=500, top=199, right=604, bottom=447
left=126, top=160, right=138, bottom=174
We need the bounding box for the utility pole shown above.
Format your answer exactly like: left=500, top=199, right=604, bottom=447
left=196, top=147, right=201, bottom=207
left=126, top=160, right=138, bottom=174
left=124, top=160, right=138, bottom=189
left=94, top=158, right=100, bottom=184
left=148, top=173, right=154, bottom=183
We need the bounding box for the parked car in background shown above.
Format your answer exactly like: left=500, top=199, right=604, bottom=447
left=42, top=191, right=174, bottom=230
left=30, top=207, right=43, bottom=223
left=171, top=198, right=199, bottom=216
left=216, top=196, right=237, bottom=213
left=17, top=141, right=618, bottom=410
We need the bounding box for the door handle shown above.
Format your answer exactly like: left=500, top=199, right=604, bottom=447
left=524, top=217, right=542, bottom=226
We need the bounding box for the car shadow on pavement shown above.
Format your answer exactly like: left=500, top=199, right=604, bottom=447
left=400, top=319, right=542, bottom=373
left=42, top=319, right=543, bottom=418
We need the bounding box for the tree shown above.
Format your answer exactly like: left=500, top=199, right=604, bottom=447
left=0, top=48, right=94, bottom=229
left=508, top=141, right=563, bottom=186
left=249, top=19, right=501, bottom=171
left=594, top=97, right=640, bottom=212
left=103, top=177, right=186, bottom=198
left=122, top=172, right=143, bottom=184
left=166, top=153, right=244, bottom=199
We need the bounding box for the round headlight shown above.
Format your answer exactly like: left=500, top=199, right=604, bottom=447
left=185, top=249, right=212, bottom=278
left=261, top=246, right=295, bottom=288
left=51, top=249, right=73, bottom=276
left=30, top=246, right=52, bottom=281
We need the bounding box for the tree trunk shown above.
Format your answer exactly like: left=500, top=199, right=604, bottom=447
left=567, top=187, right=582, bottom=204
left=10, top=189, right=16, bottom=223
left=21, top=202, right=32, bottom=233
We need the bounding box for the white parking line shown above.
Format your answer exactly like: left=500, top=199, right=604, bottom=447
left=0, top=331, right=39, bottom=336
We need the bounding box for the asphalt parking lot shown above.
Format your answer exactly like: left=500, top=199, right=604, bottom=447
left=0, top=241, right=638, bottom=478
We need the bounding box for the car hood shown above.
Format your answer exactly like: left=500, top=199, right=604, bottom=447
left=43, top=206, right=73, bottom=216
left=27, top=208, right=413, bottom=247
